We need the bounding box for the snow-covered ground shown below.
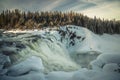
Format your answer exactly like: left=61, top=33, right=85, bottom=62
left=0, top=25, right=120, bottom=80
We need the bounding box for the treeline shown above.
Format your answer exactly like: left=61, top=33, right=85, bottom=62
left=0, top=9, right=120, bottom=34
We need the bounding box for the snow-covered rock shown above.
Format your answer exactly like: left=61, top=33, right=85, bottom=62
left=103, top=63, right=120, bottom=73
left=6, top=56, right=44, bottom=76
left=90, top=53, right=120, bottom=71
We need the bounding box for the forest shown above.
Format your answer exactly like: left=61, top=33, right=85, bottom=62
left=0, top=9, right=120, bottom=34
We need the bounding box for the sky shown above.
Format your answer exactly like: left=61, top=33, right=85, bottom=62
left=0, top=0, right=120, bottom=20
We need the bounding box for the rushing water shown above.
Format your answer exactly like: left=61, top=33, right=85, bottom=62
left=0, top=30, right=101, bottom=74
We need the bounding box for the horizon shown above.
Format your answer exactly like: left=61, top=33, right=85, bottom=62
left=0, top=0, right=120, bottom=20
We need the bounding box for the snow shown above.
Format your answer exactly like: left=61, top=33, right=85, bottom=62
left=98, top=34, right=120, bottom=53
left=46, top=71, right=75, bottom=80
left=0, top=25, right=120, bottom=80
left=46, top=68, right=120, bottom=80
left=90, top=53, right=120, bottom=71
left=7, top=56, right=44, bottom=76
left=103, top=63, right=120, bottom=73
left=61, top=25, right=120, bottom=54
left=0, top=72, right=46, bottom=80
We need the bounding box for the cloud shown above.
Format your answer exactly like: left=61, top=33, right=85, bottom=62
left=0, top=0, right=96, bottom=11
left=0, top=0, right=120, bottom=20
left=52, top=0, right=96, bottom=11
left=79, top=1, right=120, bottom=20
left=0, top=0, right=57, bottom=11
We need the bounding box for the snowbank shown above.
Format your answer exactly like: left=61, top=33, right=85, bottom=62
left=71, top=68, right=120, bottom=80
left=0, top=72, right=46, bottom=80
left=7, top=56, right=44, bottom=76
left=46, top=71, right=75, bottom=80
left=90, top=53, right=120, bottom=71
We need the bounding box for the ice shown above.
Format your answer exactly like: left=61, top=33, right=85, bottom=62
left=46, top=71, right=75, bottom=80
left=0, top=54, right=11, bottom=75
left=71, top=69, right=120, bottom=80
left=103, top=63, right=120, bottom=73
left=44, top=67, right=115, bottom=80
left=0, top=25, right=120, bottom=80
left=21, top=39, right=79, bottom=72
left=90, top=53, right=120, bottom=71
left=92, top=72, right=120, bottom=80
left=0, top=54, right=11, bottom=69
left=0, top=72, right=46, bottom=80
left=7, top=56, right=44, bottom=76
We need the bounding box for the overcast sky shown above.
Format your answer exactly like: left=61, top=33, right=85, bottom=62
left=0, top=0, right=120, bottom=20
